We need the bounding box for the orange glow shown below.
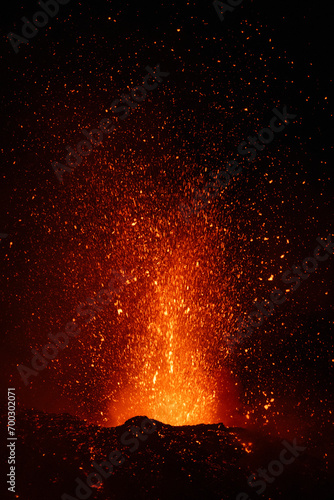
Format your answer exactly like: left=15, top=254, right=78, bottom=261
left=104, top=241, right=237, bottom=427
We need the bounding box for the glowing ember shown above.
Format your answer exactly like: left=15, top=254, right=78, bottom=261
left=104, top=245, right=237, bottom=426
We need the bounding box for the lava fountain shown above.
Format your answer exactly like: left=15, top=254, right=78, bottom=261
left=103, top=217, right=240, bottom=427
left=108, top=276, right=217, bottom=426
left=49, top=157, right=244, bottom=428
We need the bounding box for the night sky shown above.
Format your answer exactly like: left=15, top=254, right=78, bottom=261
left=1, top=0, right=333, bottom=447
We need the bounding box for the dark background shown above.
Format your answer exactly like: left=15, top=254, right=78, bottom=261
left=1, top=0, right=333, bottom=446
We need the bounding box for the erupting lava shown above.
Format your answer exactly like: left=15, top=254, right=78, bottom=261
left=29, top=159, right=244, bottom=428
left=106, top=266, right=216, bottom=425
left=103, top=235, right=238, bottom=427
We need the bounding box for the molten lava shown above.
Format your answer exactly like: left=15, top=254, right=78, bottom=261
left=101, top=224, right=241, bottom=428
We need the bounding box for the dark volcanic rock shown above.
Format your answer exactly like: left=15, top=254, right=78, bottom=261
left=0, top=408, right=332, bottom=500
